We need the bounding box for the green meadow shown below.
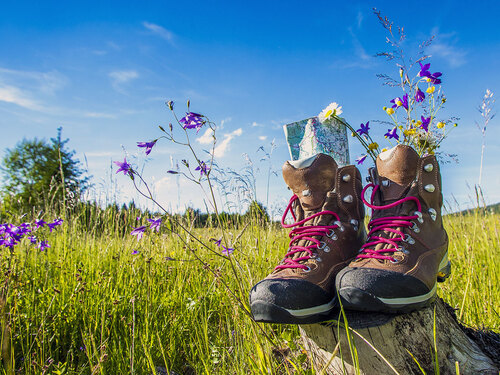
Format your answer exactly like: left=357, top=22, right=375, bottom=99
left=0, top=203, right=498, bottom=374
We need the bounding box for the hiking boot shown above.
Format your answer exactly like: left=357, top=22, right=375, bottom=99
left=249, top=153, right=365, bottom=324
left=336, top=145, right=450, bottom=313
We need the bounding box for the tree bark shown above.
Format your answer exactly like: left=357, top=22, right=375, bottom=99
left=300, top=298, right=498, bottom=375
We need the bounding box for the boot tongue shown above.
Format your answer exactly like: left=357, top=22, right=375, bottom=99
left=375, top=145, right=419, bottom=203
left=282, top=153, right=337, bottom=224
left=279, top=154, right=337, bottom=267
left=368, top=145, right=419, bottom=256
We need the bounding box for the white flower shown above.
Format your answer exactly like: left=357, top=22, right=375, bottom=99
left=318, top=102, right=343, bottom=123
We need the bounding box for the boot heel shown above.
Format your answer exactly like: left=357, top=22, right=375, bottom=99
left=437, top=261, right=451, bottom=282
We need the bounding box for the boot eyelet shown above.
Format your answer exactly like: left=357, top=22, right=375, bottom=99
left=414, top=211, right=424, bottom=223
left=428, top=208, right=437, bottom=221
left=403, top=234, right=415, bottom=244
left=410, top=222, right=420, bottom=233
left=303, top=266, right=311, bottom=272
left=317, top=241, right=327, bottom=250
left=334, top=221, right=345, bottom=232
left=398, top=246, right=410, bottom=255
left=323, top=246, right=330, bottom=253
left=390, top=258, right=399, bottom=264
left=329, top=233, right=338, bottom=240
left=315, top=257, right=322, bottom=262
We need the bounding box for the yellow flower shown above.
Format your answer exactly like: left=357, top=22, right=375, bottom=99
left=381, top=148, right=388, bottom=152
left=436, top=121, right=445, bottom=129
left=416, top=120, right=422, bottom=126
left=368, top=142, right=379, bottom=151
left=404, top=129, right=417, bottom=136
left=385, top=108, right=395, bottom=115
left=426, top=86, right=436, bottom=94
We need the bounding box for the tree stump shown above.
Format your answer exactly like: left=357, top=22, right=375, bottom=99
left=300, top=298, right=498, bottom=374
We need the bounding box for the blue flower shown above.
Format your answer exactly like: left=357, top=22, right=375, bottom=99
left=384, top=127, right=399, bottom=140
left=195, top=161, right=209, bottom=176
left=356, top=122, right=370, bottom=136
left=148, top=218, right=162, bottom=232
left=131, top=226, right=146, bottom=241
left=390, top=94, right=409, bottom=110
left=415, top=88, right=425, bottom=103
left=418, top=62, right=442, bottom=84
left=114, top=158, right=133, bottom=176
left=180, top=112, right=205, bottom=132
left=420, top=116, right=431, bottom=132
left=355, top=155, right=367, bottom=165
left=137, top=140, right=157, bottom=156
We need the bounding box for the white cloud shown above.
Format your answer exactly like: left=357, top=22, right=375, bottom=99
left=427, top=42, right=466, bottom=68
left=258, top=135, right=267, bottom=141
left=109, top=70, right=139, bottom=85
left=0, top=67, right=67, bottom=94
left=196, top=128, right=214, bottom=145
left=0, top=85, right=42, bottom=110
left=214, top=128, right=243, bottom=158
left=252, top=121, right=262, bottom=127
left=427, top=28, right=467, bottom=68
left=220, top=117, right=232, bottom=129
left=0, top=67, right=67, bottom=111
left=143, top=22, right=174, bottom=43
left=84, top=112, right=117, bottom=119
left=356, top=10, right=363, bottom=29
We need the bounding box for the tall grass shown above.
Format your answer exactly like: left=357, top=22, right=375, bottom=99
left=0, top=204, right=498, bottom=374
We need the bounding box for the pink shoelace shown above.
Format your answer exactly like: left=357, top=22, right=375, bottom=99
left=358, top=183, right=422, bottom=261
left=275, top=194, right=340, bottom=271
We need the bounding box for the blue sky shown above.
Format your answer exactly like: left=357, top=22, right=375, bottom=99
left=1, top=0, right=499, bottom=216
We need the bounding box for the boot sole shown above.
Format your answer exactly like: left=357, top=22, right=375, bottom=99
left=250, top=298, right=338, bottom=324
left=339, top=255, right=452, bottom=314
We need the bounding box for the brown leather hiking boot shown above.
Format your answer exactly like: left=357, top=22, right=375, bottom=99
left=249, top=153, right=365, bottom=324
left=336, top=145, right=450, bottom=313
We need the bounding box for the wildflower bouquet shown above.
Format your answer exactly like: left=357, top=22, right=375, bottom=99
left=318, top=10, right=457, bottom=165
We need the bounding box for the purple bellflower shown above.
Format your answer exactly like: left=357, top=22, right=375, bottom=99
left=418, top=62, right=431, bottom=77
left=137, top=140, right=157, bottom=156
left=114, top=158, right=133, bottom=177
left=148, top=218, right=162, bottom=232
left=132, top=250, right=139, bottom=255
left=385, top=127, right=399, bottom=140
left=415, top=88, right=425, bottom=103
left=36, top=219, right=47, bottom=229
left=47, top=218, right=63, bottom=232
left=180, top=112, right=205, bottom=132
left=418, top=62, right=442, bottom=84
left=390, top=94, right=409, bottom=110
left=221, top=245, right=235, bottom=256
left=355, top=155, right=367, bottom=165
left=38, top=240, right=50, bottom=251
left=211, top=238, right=222, bottom=246
left=357, top=122, right=370, bottom=136
left=131, top=226, right=146, bottom=241
left=420, top=116, right=431, bottom=132
left=195, top=161, right=209, bottom=176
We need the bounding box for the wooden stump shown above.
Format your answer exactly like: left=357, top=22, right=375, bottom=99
left=300, top=298, right=498, bottom=374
